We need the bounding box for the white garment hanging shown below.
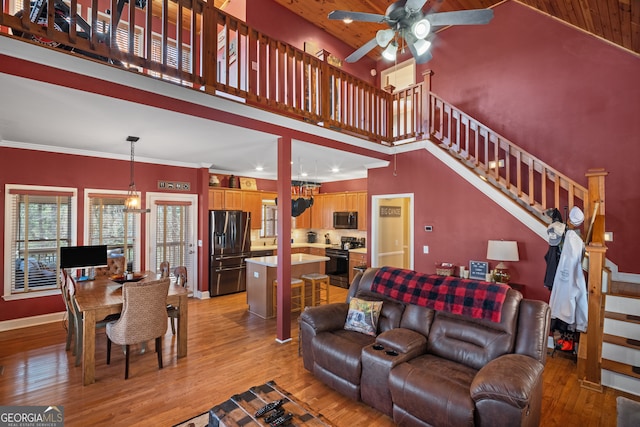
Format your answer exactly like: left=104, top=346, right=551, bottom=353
left=549, top=229, right=588, bottom=332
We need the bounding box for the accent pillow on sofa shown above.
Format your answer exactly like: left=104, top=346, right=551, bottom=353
left=344, top=298, right=383, bottom=336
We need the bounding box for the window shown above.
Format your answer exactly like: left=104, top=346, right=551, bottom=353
left=86, top=192, right=140, bottom=272
left=4, top=185, right=77, bottom=299
left=260, top=200, right=277, bottom=238
left=149, top=33, right=193, bottom=85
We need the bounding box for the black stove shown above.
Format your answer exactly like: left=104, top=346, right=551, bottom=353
left=325, top=237, right=366, bottom=288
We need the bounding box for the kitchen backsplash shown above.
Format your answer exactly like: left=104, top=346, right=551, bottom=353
left=251, top=228, right=366, bottom=247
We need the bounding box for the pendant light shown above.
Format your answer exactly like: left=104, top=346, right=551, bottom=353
left=123, top=136, right=150, bottom=213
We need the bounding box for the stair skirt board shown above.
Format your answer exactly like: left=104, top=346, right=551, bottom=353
left=602, top=370, right=640, bottom=397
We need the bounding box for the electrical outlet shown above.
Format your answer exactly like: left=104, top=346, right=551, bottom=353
left=423, top=245, right=429, bottom=254
left=424, top=225, right=433, bottom=232
left=253, top=271, right=259, bottom=278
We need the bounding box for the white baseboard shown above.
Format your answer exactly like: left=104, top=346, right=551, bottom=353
left=0, top=311, right=65, bottom=332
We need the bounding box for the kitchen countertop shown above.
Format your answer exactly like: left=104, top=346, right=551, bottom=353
left=245, top=253, right=329, bottom=267
left=250, top=243, right=333, bottom=251
left=349, top=247, right=367, bottom=254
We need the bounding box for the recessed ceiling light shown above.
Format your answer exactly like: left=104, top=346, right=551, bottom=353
left=331, top=167, right=339, bottom=173
left=255, top=165, right=264, bottom=171
left=301, top=172, right=308, bottom=177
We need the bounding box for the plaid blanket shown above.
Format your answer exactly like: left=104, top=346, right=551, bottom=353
left=371, top=267, right=510, bottom=323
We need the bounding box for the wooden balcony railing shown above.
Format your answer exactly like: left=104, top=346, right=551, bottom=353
left=0, top=0, right=587, bottom=218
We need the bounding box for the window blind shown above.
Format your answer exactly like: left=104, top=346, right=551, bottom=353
left=7, top=191, right=73, bottom=293
left=87, top=194, right=137, bottom=272
left=154, top=201, right=193, bottom=277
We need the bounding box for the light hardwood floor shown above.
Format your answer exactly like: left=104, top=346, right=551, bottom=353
left=0, top=286, right=634, bottom=426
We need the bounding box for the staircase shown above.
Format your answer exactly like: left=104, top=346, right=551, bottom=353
left=601, top=281, right=640, bottom=397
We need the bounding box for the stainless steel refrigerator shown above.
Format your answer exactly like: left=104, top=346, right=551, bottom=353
left=209, top=210, right=251, bottom=297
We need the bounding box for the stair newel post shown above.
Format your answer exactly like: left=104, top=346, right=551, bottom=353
left=319, top=49, right=333, bottom=127
left=578, top=168, right=608, bottom=391
left=421, top=70, right=433, bottom=139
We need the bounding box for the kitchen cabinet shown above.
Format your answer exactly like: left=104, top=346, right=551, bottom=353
left=310, top=194, right=325, bottom=229
left=224, top=190, right=243, bottom=210
left=208, top=189, right=225, bottom=210
left=349, top=251, right=368, bottom=283
left=242, top=191, right=263, bottom=230
left=357, top=192, right=367, bottom=231
left=346, top=193, right=358, bottom=211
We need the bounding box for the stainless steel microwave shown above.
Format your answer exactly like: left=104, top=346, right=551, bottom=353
left=333, top=211, right=358, bottom=229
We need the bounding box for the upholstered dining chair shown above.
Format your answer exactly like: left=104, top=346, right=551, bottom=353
left=167, top=266, right=188, bottom=335
left=61, top=270, right=121, bottom=366
left=159, top=261, right=170, bottom=278
left=94, top=256, right=126, bottom=278
left=106, top=278, right=170, bottom=379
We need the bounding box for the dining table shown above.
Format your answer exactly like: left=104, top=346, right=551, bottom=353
left=73, top=271, right=188, bottom=385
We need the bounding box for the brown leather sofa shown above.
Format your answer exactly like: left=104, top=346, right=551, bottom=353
left=299, top=268, right=551, bottom=427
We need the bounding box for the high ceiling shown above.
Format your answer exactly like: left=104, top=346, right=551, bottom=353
left=271, top=0, right=639, bottom=60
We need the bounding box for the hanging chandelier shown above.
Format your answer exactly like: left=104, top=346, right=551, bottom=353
left=123, top=136, right=150, bottom=213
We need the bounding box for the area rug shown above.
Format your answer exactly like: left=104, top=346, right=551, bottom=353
left=173, top=380, right=333, bottom=427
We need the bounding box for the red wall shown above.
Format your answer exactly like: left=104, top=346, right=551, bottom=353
left=413, top=1, right=640, bottom=273
left=0, top=147, right=207, bottom=321
left=368, top=149, right=551, bottom=302
left=247, top=0, right=377, bottom=84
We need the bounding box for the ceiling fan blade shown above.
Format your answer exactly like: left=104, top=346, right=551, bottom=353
left=345, top=37, right=379, bottom=63
left=405, top=0, right=429, bottom=13
left=328, top=10, right=386, bottom=23
left=427, top=9, right=494, bottom=26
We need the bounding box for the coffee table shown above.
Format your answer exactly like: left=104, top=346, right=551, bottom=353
left=208, top=381, right=333, bottom=427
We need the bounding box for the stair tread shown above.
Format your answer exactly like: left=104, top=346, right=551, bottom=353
left=609, top=281, right=640, bottom=298
left=604, top=311, right=640, bottom=324
left=602, top=358, right=640, bottom=380
left=603, top=333, right=640, bottom=349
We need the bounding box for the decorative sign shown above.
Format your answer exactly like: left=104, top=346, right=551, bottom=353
left=240, top=177, right=257, bottom=190
left=158, top=180, right=191, bottom=191
left=379, top=206, right=401, bottom=217
left=469, top=260, right=489, bottom=281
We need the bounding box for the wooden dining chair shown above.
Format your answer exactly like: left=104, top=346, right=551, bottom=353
left=105, top=278, right=171, bottom=379
left=159, top=261, right=170, bottom=278
left=59, top=270, right=77, bottom=355
left=61, top=270, right=121, bottom=366
left=167, top=266, right=188, bottom=335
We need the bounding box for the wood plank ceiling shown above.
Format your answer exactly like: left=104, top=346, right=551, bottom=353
left=270, top=0, right=640, bottom=59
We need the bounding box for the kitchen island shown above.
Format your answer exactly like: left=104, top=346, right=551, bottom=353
left=245, top=253, right=329, bottom=319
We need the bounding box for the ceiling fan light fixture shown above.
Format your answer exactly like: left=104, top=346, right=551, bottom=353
left=342, top=17, right=353, bottom=24
left=412, top=18, right=431, bottom=39
left=376, top=28, right=395, bottom=47
left=382, top=41, right=398, bottom=61
left=413, top=38, right=432, bottom=56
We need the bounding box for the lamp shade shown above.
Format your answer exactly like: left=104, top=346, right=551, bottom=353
left=486, top=240, right=519, bottom=262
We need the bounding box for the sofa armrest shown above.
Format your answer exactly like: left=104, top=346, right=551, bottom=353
left=299, top=303, right=349, bottom=333
left=470, top=354, right=544, bottom=409
left=298, top=303, right=349, bottom=372
left=376, top=328, right=427, bottom=357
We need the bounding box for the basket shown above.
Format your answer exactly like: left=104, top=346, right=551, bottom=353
left=436, top=263, right=455, bottom=276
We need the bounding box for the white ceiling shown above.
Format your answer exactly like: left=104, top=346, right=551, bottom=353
left=0, top=36, right=397, bottom=183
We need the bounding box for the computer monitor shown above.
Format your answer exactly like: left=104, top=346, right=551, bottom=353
left=59, top=245, right=108, bottom=269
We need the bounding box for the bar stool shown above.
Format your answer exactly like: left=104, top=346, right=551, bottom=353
left=300, top=273, right=330, bottom=306
left=272, top=278, right=305, bottom=314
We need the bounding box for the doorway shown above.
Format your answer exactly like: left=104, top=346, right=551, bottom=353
left=146, top=192, right=198, bottom=295
left=371, top=194, right=414, bottom=270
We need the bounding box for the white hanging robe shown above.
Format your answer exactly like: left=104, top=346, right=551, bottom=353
left=549, top=229, right=588, bottom=332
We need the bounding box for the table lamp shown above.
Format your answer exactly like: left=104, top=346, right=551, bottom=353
left=486, top=240, right=519, bottom=283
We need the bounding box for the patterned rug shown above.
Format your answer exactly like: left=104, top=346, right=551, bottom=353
left=173, top=380, right=332, bottom=427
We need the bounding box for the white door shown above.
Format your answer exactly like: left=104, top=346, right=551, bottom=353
left=146, top=192, right=198, bottom=295
left=371, top=194, right=414, bottom=270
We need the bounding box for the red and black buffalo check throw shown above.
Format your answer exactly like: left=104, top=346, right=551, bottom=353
left=371, top=267, right=510, bottom=322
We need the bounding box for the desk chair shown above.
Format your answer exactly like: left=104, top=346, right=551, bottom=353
left=167, top=266, right=188, bottom=335
left=106, top=278, right=171, bottom=379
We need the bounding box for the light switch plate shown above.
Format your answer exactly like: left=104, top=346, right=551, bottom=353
left=423, top=245, right=429, bottom=254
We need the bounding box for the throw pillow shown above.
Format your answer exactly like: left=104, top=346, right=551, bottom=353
left=344, top=298, right=383, bottom=336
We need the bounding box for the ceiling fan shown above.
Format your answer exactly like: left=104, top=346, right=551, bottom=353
left=328, top=0, right=494, bottom=64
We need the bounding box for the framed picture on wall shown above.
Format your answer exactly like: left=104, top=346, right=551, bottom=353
left=469, top=260, right=489, bottom=281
